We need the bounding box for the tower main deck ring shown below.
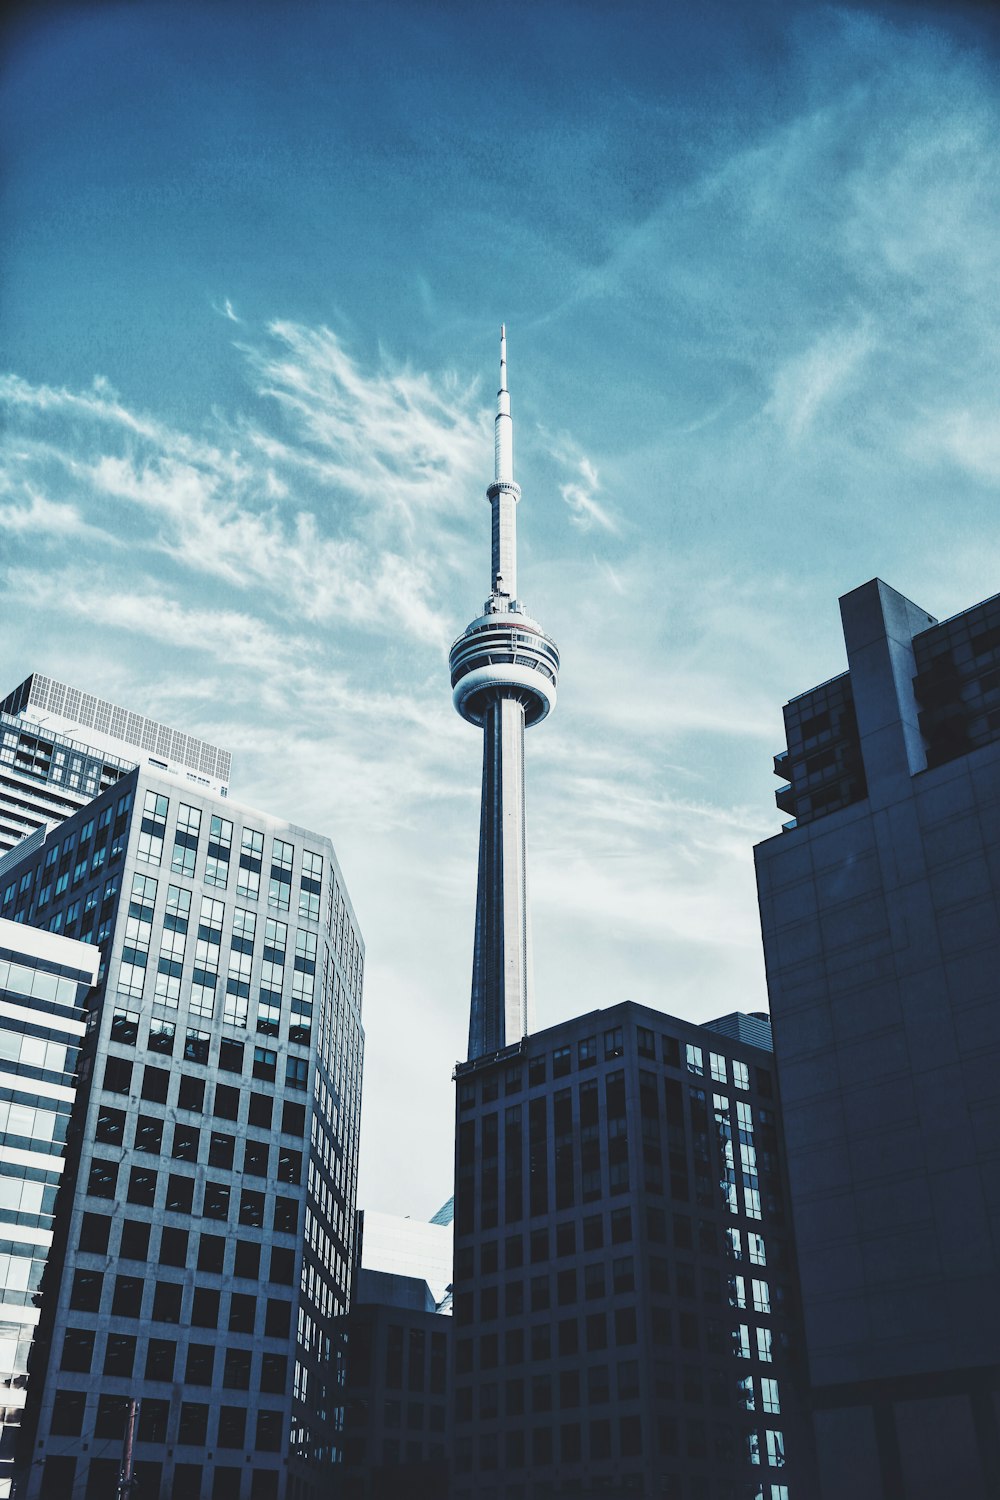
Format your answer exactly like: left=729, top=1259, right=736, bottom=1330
left=449, top=612, right=560, bottom=728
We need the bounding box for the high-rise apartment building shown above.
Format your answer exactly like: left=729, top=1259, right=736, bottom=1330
left=0, top=673, right=232, bottom=856
left=0, top=697, right=363, bottom=1500
left=0, top=920, right=98, bottom=1498
left=756, top=578, right=1000, bottom=1499
left=449, top=329, right=560, bottom=1059
left=451, top=1001, right=812, bottom=1500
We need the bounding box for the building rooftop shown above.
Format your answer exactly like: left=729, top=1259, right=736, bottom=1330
left=1, top=672, right=232, bottom=794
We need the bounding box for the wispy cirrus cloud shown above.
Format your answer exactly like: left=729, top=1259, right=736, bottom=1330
left=1, top=324, right=489, bottom=650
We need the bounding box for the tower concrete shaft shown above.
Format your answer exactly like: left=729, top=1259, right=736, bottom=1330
left=450, top=328, right=559, bottom=1060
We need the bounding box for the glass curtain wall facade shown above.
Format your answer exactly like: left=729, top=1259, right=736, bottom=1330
left=3, top=768, right=363, bottom=1500
left=452, top=1001, right=813, bottom=1500
left=0, top=920, right=97, bottom=1498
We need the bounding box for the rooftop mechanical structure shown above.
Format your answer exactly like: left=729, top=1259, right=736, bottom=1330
left=449, top=328, right=559, bottom=1059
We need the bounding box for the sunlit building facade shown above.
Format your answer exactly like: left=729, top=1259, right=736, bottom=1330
left=0, top=920, right=98, bottom=1498
left=3, top=760, right=363, bottom=1500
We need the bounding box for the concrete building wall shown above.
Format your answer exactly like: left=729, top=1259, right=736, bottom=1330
left=756, top=578, right=1000, bottom=1499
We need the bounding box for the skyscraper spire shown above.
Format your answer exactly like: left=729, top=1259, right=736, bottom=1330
left=449, top=329, right=560, bottom=1059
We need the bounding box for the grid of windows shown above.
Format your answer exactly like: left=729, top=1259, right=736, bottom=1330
left=451, top=1004, right=804, bottom=1498
left=10, top=772, right=365, bottom=1500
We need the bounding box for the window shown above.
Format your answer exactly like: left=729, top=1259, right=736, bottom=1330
left=749, top=1232, right=767, bottom=1266
left=148, top=1018, right=175, bottom=1054
left=103, top=1056, right=132, bottom=1094
left=264, top=1299, right=290, bottom=1338
left=686, top=1044, right=704, bottom=1075
left=286, top=1056, right=307, bottom=1090
left=209, top=1132, right=236, bottom=1170
left=178, top=1403, right=208, bottom=1445
left=95, top=1394, right=128, bottom=1439
left=762, top=1377, right=781, bottom=1415
left=184, top=1029, right=210, bottom=1065
left=206, top=815, right=233, bottom=888
left=613, top=1256, right=635, bottom=1294
left=186, top=1344, right=215, bottom=1385
left=552, top=1046, right=571, bottom=1078
left=614, top=1306, right=637, bottom=1344
left=135, top=1114, right=163, bottom=1153
left=198, top=1234, right=226, bottom=1273
left=578, top=1036, right=597, bottom=1067
left=582, top=1215, right=604, bottom=1251
left=584, top=1263, right=605, bottom=1300
left=269, top=1246, right=294, bottom=1284
left=273, top=1197, right=297, bottom=1235
left=220, top=1038, right=244, bottom=1073
left=138, top=791, right=168, bottom=865
left=120, top=1220, right=151, bottom=1261
left=79, top=1212, right=112, bottom=1254
left=145, top=1338, right=176, bottom=1382
left=610, top=1207, right=632, bottom=1244
left=171, top=803, right=201, bottom=877
left=178, top=1074, right=205, bottom=1112
left=218, top=1406, right=247, bottom=1447
left=214, top=1083, right=240, bottom=1120
left=111, top=1008, right=139, bottom=1045
left=244, top=1139, right=269, bottom=1176
left=753, top=1278, right=771, bottom=1314
left=87, top=1158, right=118, bottom=1199
left=253, top=1048, right=276, bottom=1082
left=112, top=1275, right=144, bottom=1318
left=224, top=1348, right=252, bottom=1389
left=172, top=1123, right=199, bottom=1161
left=104, top=1333, right=136, bottom=1377
left=229, top=1293, right=256, bottom=1333
left=250, top=1093, right=272, bottom=1128
left=60, top=1327, right=95, bottom=1372
left=261, top=1352, right=287, bottom=1393
left=192, top=1287, right=220, bottom=1328
left=709, top=1051, right=727, bottom=1084
left=127, top=1166, right=157, bottom=1207
left=240, top=1190, right=265, bottom=1227
left=235, top=1241, right=260, bottom=1279
left=151, top=1277, right=183, bottom=1323
left=299, top=849, right=322, bottom=920
left=166, top=1174, right=195, bottom=1214
left=604, top=1027, right=624, bottom=1059
left=138, top=1398, right=169, bottom=1444
left=268, top=838, right=294, bottom=910
left=139, top=1065, right=168, bottom=1105
left=733, top=1060, right=750, bottom=1091
left=203, top=1182, right=231, bottom=1221
left=160, top=1226, right=188, bottom=1267
left=237, top=827, right=263, bottom=899
left=757, top=1327, right=774, bottom=1363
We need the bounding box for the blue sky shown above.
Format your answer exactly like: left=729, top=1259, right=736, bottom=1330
left=4, top=0, right=1000, bottom=1215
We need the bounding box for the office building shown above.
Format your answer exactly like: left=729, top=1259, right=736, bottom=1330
left=451, top=1000, right=811, bottom=1500
left=0, top=734, right=363, bottom=1499
left=449, top=328, right=560, bottom=1058
left=756, top=578, right=1000, bottom=1498
left=0, top=672, right=231, bottom=856
left=0, top=920, right=98, bottom=1498
left=337, top=1207, right=453, bottom=1498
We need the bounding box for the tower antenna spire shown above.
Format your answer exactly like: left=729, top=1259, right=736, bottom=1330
left=449, top=330, right=561, bottom=1059
left=495, top=323, right=513, bottom=488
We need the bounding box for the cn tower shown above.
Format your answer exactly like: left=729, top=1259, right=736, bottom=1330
left=450, top=328, right=560, bottom=1060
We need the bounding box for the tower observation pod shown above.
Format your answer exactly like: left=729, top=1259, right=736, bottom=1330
left=450, top=327, right=560, bottom=1060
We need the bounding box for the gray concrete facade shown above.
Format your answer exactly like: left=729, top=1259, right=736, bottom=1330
left=756, top=578, right=1000, bottom=1499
